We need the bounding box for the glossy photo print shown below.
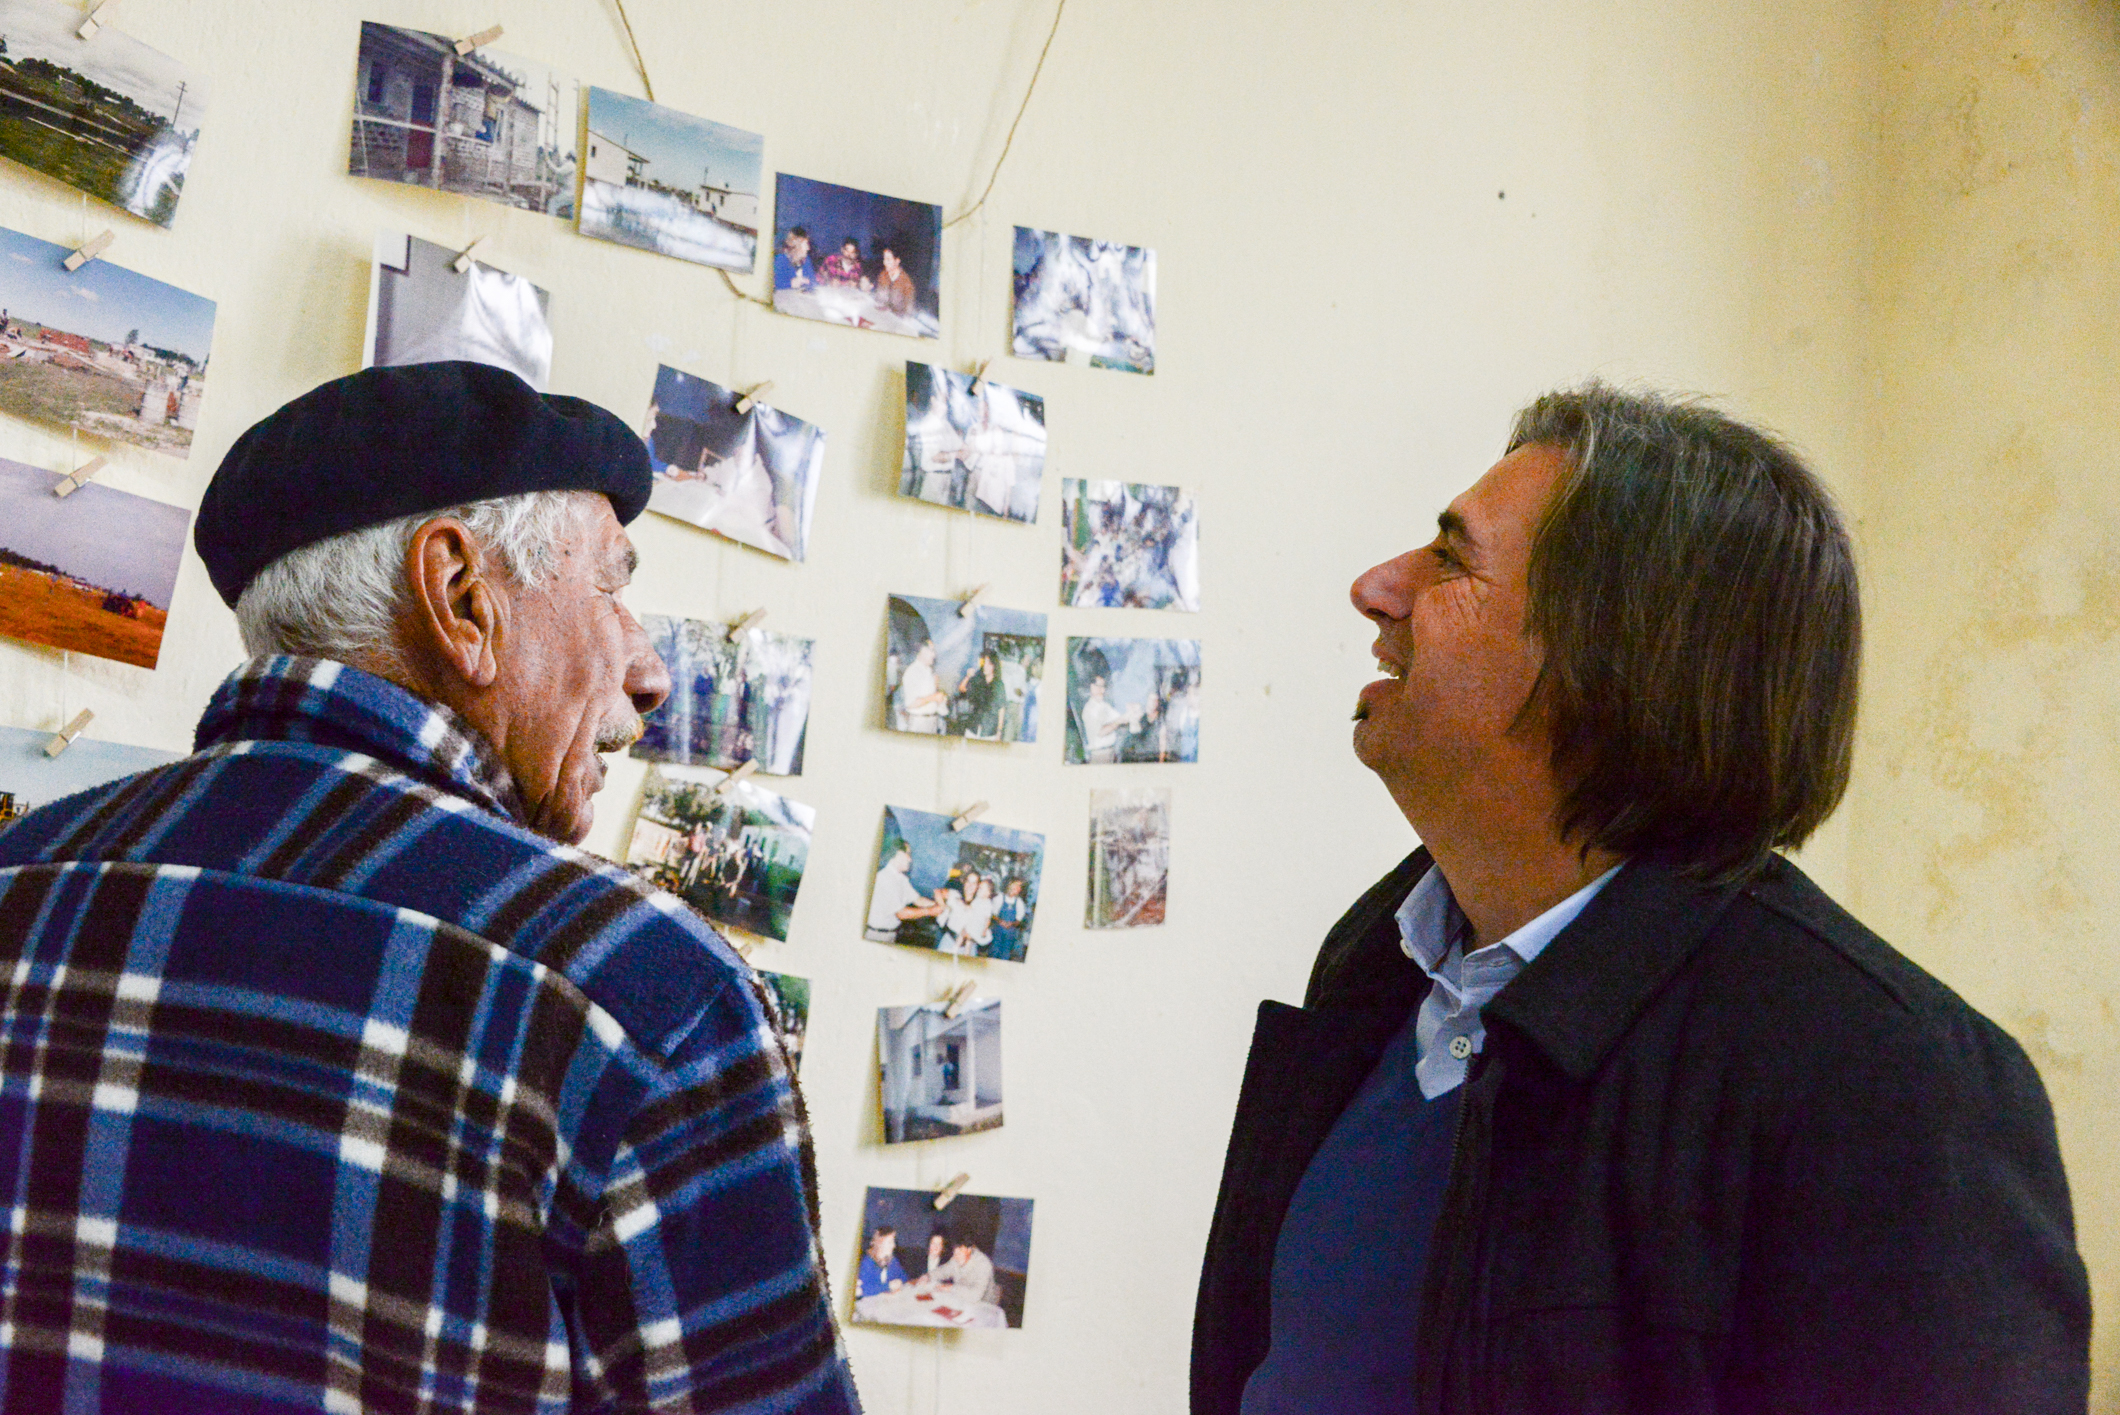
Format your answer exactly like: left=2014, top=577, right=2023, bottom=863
left=771, top=173, right=940, bottom=339
left=0, top=454, right=185, bottom=669
left=1060, top=478, right=1199, bottom=611
left=884, top=594, right=1046, bottom=744
left=624, top=764, right=815, bottom=943
left=877, top=997, right=1002, bottom=1143
left=865, top=805, right=1044, bottom=962
left=1063, top=637, right=1201, bottom=764
left=642, top=364, right=823, bottom=561
left=853, top=1187, right=1033, bottom=1330
left=901, top=361, right=1046, bottom=523
left=0, top=724, right=178, bottom=826
left=1087, top=787, right=1170, bottom=929
left=579, top=87, right=761, bottom=271
left=757, top=969, right=810, bottom=1074
left=1011, top=227, right=1155, bottom=374
left=365, top=230, right=552, bottom=390
left=633, top=613, right=812, bottom=776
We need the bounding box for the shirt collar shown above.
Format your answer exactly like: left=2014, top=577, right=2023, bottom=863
left=194, top=656, right=527, bottom=823
left=1398, top=860, right=1624, bottom=975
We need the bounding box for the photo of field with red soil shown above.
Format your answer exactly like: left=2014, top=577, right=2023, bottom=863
left=0, top=454, right=185, bottom=669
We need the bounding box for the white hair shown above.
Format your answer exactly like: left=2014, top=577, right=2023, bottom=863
left=233, top=490, right=590, bottom=668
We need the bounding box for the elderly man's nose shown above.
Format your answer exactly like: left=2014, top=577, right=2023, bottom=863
left=1350, top=554, right=1413, bottom=621
left=629, top=640, right=672, bottom=716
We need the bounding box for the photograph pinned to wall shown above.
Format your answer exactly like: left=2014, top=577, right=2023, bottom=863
left=1011, top=228, right=1155, bottom=374
left=0, top=0, right=206, bottom=226
left=756, top=969, right=810, bottom=1074
left=1063, top=637, right=1201, bottom=764
left=623, top=764, right=814, bottom=943
left=771, top=173, right=940, bottom=339
left=884, top=594, right=1046, bottom=744
left=854, top=1186, right=1033, bottom=1330
left=579, top=87, right=761, bottom=272
left=877, top=997, right=1002, bottom=1144
left=901, top=362, right=1046, bottom=523
left=0, top=454, right=184, bottom=669
left=348, top=22, right=577, bottom=217
left=365, top=230, right=551, bottom=390
left=1060, top=479, right=1200, bottom=611
left=865, top=805, right=1044, bottom=962
left=1087, top=787, right=1170, bottom=929
left=634, top=613, right=812, bottom=776
left=0, top=226, right=214, bottom=457
left=0, top=725, right=179, bottom=825
left=642, top=364, right=822, bottom=562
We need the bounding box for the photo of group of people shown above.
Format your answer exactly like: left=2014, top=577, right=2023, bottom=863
left=884, top=594, right=1048, bottom=744
left=865, top=805, right=1045, bottom=962
left=771, top=173, right=941, bottom=339
left=623, top=764, right=815, bottom=942
left=642, top=363, right=824, bottom=561
left=854, top=1186, right=1033, bottom=1330
left=579, top=87, right=762, bottom=272
left=1063, top=638, right=1201, bottom=764
left=1060, top=478, right=1200, bottom=612
left=365, top=229, right=552, bottom=391
left=1087, top=787, right=1171, bottom=929
left=0, top=454, right=186, bottom=669
left=1011, top=227, right=1156, bottom=374
left=877, top=996, right=1002, bottom=1143
left=900, top=361, right=1047, bottom=523
left=633, top=613, right=812, bottom=776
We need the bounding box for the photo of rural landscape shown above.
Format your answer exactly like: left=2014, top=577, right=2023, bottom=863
left=0, top=454, right=186, bottom=668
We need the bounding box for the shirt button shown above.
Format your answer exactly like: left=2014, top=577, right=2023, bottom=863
left=1448, top=1035, right=1474, bottom=1060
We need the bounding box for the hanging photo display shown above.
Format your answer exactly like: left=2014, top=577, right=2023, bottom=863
left=854, top=1186, right=1034, bottom=1330
left=365, top=230, right=552, bottom=391
left=1087, top=787, right=1171, bottom=929
left=1062, top=637, right=1201, bottom=763
left=348, top=22, right=577, bottom=217
left=633, top=613, right=812, bottom=776
left=0, top=725, right=178, bottom=824
left=1061, top=479, right=1200, bottom=611
left=771, top=173, right=941, bottom=339
left=623, top=764, right=814, bottom=943
left=0, top=454, right=186, bottom=669
left=0, top=0, right=206, bottom=226
left=1010, top=227, right=1156, bottom=374
left=865, top=805, right=1045, bottom=962
left=757, top=969, right=810, bottom=1074
left=578, top=87, right=762, bottom=272
left=900, top=361, right=1046, bottom=523
left=877, top=997, right=1003, bottom=1144
left=0, top=225, right=215, bottom=457
left=642, top=364, right=822, bottom=562
left=884, top=594, right=1047, bottom=743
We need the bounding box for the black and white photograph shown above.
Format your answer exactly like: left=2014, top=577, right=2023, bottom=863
left=757, top=969, right=810, bottom=1074
left=0, top=0, right=205, bottom=225
left=633, top=613, right=812, bottom=776
left=1063, top=638, right=1201, bottom=764
left=772, top=173, right=940, bottom=339
left=1061, top=478, right=1200, bottom=611
left=877, top=996, right=1002, bottom=1144
left=623, top=764, right=815, bottom=943
left=0, top=453, right=185, bottom=669
left=0, top=225, right=214, bottom=457
left=864, top=805, right=1045, bottom=963
left=580, top=87, right=761, bottom=271
left=854, top=1186, right=1033, bottom=1330
left=642, top=363, right=823, bottom=561
left=884, top=593, right=1046, bottom=744
left=1011, top=227, right=1156, bottom=374
left=348, top=22, right=576, bottom=216
left=1087, top=787, right=1170, bottom=929
left=365, top=229, right=552, bottom=390
left=901, top=361, right=1046, bottom=523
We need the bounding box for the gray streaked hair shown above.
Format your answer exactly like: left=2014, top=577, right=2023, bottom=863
left=233, top=489, right=589, bottom=668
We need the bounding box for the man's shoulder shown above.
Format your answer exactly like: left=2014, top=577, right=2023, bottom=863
left=1302, top=849, right=1430, bottom=1009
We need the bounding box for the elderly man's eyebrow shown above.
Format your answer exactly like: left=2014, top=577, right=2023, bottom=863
left=610, top=541, right=639, bottom=582
left=1436, top=508, right=1478, bottom=555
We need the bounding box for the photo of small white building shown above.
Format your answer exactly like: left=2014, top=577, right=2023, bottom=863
left=878, top=999, right=1003, bottom=1144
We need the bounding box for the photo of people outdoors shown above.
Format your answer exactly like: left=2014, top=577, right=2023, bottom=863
left=864, top=805, right=1045, bottom=962
left=1063, top=638, right=1202, bottom=764
left=854, top=1187, right=1034, bottom=1330
left=366, top=230, right=551, bottom=391
left=579, top=87, right=761, bottom=272
left=900, top=361, right=1046, bottom=523
left=1011, top=227, right=1156, bottom=374
left=771, top=173, right=940, bottom=339
left=641, top=363, right=823, bottom=561
left=633, top=613, right=812, bottom=776
left=757, top=969, right=810, bottom=1074
left=884, top=594, right=1047, bottom=744
left=1060, top=478, right=1200, bottom=611
left=0, top=453, right=185, bottom=669
left=1087, top=787, right=1171, bottom=929
left=877, top=997, right=1002, bottom=1143
left=623, top=764, right=815, bottom=942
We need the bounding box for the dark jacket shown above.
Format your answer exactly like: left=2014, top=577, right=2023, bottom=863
left=1193, top=849, right=2090, bottom=1414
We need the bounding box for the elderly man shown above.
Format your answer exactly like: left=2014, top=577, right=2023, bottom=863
left=1194, top=385, right=2090, bottom=1414
left=0, top=363, right=860, bottom=1412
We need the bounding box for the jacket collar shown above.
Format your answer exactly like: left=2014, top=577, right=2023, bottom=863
left=194, top=656, right=527, bottom=824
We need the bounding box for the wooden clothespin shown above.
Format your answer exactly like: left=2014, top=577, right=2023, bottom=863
left=931, top=1172, right=972, bottom=1210
left=949, top=801, right=988, bottom=832
left=940, top=979, right=976, bottom=1017
left=734, top=381, right=773, bottom=415
left=63, top=230, right=113, bottom=272
left=969, top=359, right=991, bottom=395
left=76, top=1, right=114, bottom=39
left=728, top=932, right=756, bottom=958
left=713, top=759, right=760, bottom=795
left=957, top=584, right=988, bottom=618
left=451, top=236, right=485, bottom=274
left=725, top=607, right=767, bottom=640
left=43, top=709, right=93, bottom=758
left=52, top=457, right=105, bottom=498
left=453, top=24, right=504, bottom=56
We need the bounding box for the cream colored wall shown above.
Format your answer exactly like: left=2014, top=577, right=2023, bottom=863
left=0, top=0, right=1929, bottom=1409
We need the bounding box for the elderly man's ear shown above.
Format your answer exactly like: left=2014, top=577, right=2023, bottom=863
left=403, top=518, right=504, bottom=690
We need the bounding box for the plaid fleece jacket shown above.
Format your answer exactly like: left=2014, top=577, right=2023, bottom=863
left=0, top=657, right=861, bottom=1414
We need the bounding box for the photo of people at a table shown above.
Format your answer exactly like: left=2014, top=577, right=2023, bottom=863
left=853, top=1187, right=1034, bottom=1330
left=771, top=172, right=941, bottom=339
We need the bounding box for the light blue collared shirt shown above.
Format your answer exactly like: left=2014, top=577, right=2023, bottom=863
left=1398, top=862, right=1623, bottom=1098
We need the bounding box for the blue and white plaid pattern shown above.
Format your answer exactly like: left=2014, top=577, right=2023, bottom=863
left=0, top=657, right=860, bottom=1413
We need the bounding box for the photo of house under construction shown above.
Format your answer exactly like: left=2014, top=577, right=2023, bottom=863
left=347, top=21, right=576, bottom=217
left=579, top=86, right=761, bottom=272
left=0, top=453, right=186, bottom=669
left=0, top=225, right=214, bottom=457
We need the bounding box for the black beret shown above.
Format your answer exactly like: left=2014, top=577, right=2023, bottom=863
left=195, top=361, right=652, bottom=607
